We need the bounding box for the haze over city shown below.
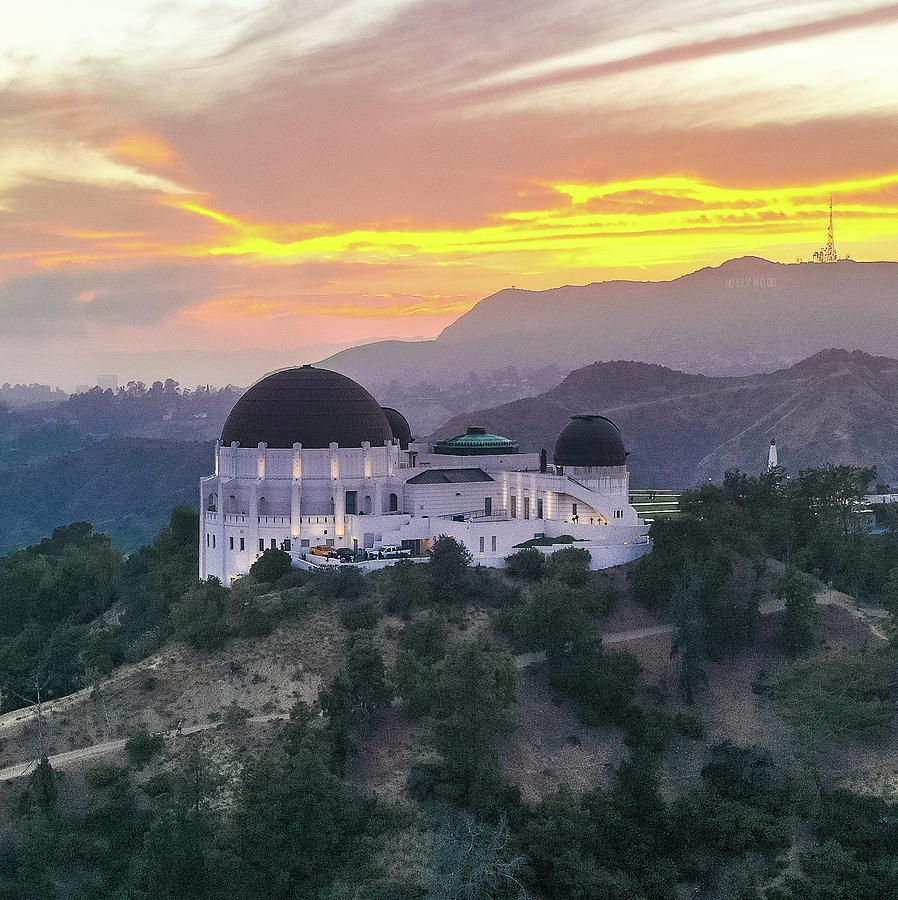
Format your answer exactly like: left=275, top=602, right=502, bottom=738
left=2, top=0, right=898, bottom=387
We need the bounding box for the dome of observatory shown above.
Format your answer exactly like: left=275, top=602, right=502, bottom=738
left=221, top=366, right=393, bottom=449
left=554, top=415, right=627, bottom=468
left=382, top=407, right=412, bottom=450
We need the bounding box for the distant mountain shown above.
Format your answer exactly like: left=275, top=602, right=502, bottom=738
left=429, top=350, right=898, bottom=488
left=320, top=257, right=898, bottom=384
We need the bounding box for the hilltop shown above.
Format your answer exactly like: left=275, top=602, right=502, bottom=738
left=431, top=349, right=898, bottom=487
left=321, top=257, right=898, bottom=386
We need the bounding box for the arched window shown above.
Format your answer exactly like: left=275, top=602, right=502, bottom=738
left=364, top=495, right=372, bottom=514
left=389, top=493, right=398, bottom=512
left=207, top=493, right=217, bottom=511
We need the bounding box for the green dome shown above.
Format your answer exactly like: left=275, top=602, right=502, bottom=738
left=433, top=426, right=519, bottom=456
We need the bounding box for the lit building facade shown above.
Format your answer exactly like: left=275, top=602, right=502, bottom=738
left=199, top=366, right=650, bottom=582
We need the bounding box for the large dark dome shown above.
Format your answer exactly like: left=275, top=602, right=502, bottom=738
left=382, top=407, right=412, bottom=450
left=221, top=366, right=393, bottom=449
left=554, top=415, right=627, bottom=467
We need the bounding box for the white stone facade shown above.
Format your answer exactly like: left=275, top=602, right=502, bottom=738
left=200, top=438, right=650, bottom=583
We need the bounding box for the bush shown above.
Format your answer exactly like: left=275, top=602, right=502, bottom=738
left=223, top=702, right=251, bottom=730
left=374, top=560, right=433, bottom=617
left=544, top=546, right=592, bottom=587
left=429, top=536, right=472, bottom=582
left=399, top=613, right=447, bottom=661
left=125, top=730, right=164, bottom=769
left=675, top=708, right=706, bottom=740
left=171, top=578, right=229, bottom=651
left=249, top=548, right=293, bottom=584
left=340, top=597, right=382, bottom=631
left=505, top=548, right=545, bottom=580
left=85, top=763, right=129, bottom=789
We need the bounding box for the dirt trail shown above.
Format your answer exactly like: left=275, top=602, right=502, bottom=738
left=0, top=714, right=288, bottom=783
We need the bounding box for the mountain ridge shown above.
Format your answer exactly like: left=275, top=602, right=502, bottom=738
left=319, top=257, right=898, bottom=385
left=429, top=349, right=898, bottom=487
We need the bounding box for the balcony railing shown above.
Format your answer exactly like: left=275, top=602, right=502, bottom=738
left=439, top=508, right=509, bottom=523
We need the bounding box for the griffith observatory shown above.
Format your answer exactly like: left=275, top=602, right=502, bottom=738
left=199, top=366, right=650, bottom=582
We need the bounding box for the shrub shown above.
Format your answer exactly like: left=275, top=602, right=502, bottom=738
left=249, top=548, right=293, bottom=584
left=171, top=578, right=229, bottom=651
left=223, top=702, right=251, bottom=730
left=340, top=597, right=382, bottom=631
left=505, top=547, right=545, bottom=580
left=125, top=730, right=164, bottom=769
left=85, top=763, right=128, bottom=789
left=429, top=536, right=472, bottom=582
left=544, top=546, right=592, bottom=587
left=675, top=708, right=706, bottom=740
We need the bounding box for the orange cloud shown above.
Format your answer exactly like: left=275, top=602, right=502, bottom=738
left=180, top=292, right=475, bottom=322
left=109, top=132, right=176, bottom=168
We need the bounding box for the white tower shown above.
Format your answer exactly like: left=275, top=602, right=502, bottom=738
left=767, top=438, right=778, bottom=472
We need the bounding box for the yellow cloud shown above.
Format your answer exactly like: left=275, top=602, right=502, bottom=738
left=109, top=133, right=177, bottom=168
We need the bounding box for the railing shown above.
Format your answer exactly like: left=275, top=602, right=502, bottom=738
left=258, top=515, right=290, bottom=525
left=438, top=508, right=509, bottom=522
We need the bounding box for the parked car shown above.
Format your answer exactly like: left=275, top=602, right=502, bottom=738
left=335, top=548, right=357, bottom=562
left=310, top=545, right=339, bottom=559
left=370, top=545, right=413, bottom=559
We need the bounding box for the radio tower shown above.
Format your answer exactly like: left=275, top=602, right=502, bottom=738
left=813, top=195, right=838, bottom=262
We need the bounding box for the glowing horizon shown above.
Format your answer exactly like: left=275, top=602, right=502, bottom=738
left=1, top=0, right=897, bottom=387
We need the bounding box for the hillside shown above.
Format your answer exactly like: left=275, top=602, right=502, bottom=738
left=431, top=349, right=898, bottom=487
left=320, top=257, right=898, bottom=386
left=0, top=438, right=212, bottom=553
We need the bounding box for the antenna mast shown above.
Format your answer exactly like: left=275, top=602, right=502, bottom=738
left=813, top=195, right=839, bottom=262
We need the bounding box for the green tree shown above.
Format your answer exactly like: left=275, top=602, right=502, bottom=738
left=671, top=568, right=707, bottom=706
left=505, top=548, right=545, bottom=581
left=780, top=565, right=819, bottom=656
left=424, top=642, right=516, bottom=809
left=429, top=536, right=472, bottom=582
left=249, top=548, right=293, bottom=584
left=170, top=578, right=228, bottom=651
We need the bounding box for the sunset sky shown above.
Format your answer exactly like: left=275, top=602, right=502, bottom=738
left=2, top=0, right=898, bottom=387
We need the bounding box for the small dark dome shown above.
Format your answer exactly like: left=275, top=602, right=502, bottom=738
left=221, top=366, right=392, bottom=449
left=554, top=415, right=627, bottom=467
left=382, top=407, right=412, bottom=450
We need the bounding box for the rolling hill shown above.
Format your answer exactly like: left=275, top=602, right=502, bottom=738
left=320, top=257, right=898, bottom=386
left=430, top=349, right=898, bottom=488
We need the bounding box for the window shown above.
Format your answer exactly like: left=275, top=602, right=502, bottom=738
left=282, top=539, right=291, bottom=551
left=212, top=534, right=216, bottom=548
left=479, top=536, right=485, bottom=553
left=613, top=509, right=624, bottom=519
left=206, top=534, right=210, bottom=548
left=389, top=493, right=398, bottom=512
left=484, top=497, right=492, bottom=516
left=240, top=538, right=245, bottom=551
left=491, top=536, right=497, bottom=552
left=511, top=496, right=517, bottom=518
left=300, top=539, right=310, bottom=548
left=270, top=538, right=277, bottom=550
left=524, top=497, right=530, bottom=520
left=537, top=499, right=544, bottom=519
left=229, top=536, right=234, bottom=550
left=572, top=502, right=579, bottom=522
left=345, top=491, right=357, bottom=515
left=259, top=538, right=265, bottom=552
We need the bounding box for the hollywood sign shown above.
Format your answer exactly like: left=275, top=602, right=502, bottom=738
left=725, top=277, right=777, bottom=289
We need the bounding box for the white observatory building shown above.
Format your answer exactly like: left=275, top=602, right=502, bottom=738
left=199, top=366, right=650, bottom=582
